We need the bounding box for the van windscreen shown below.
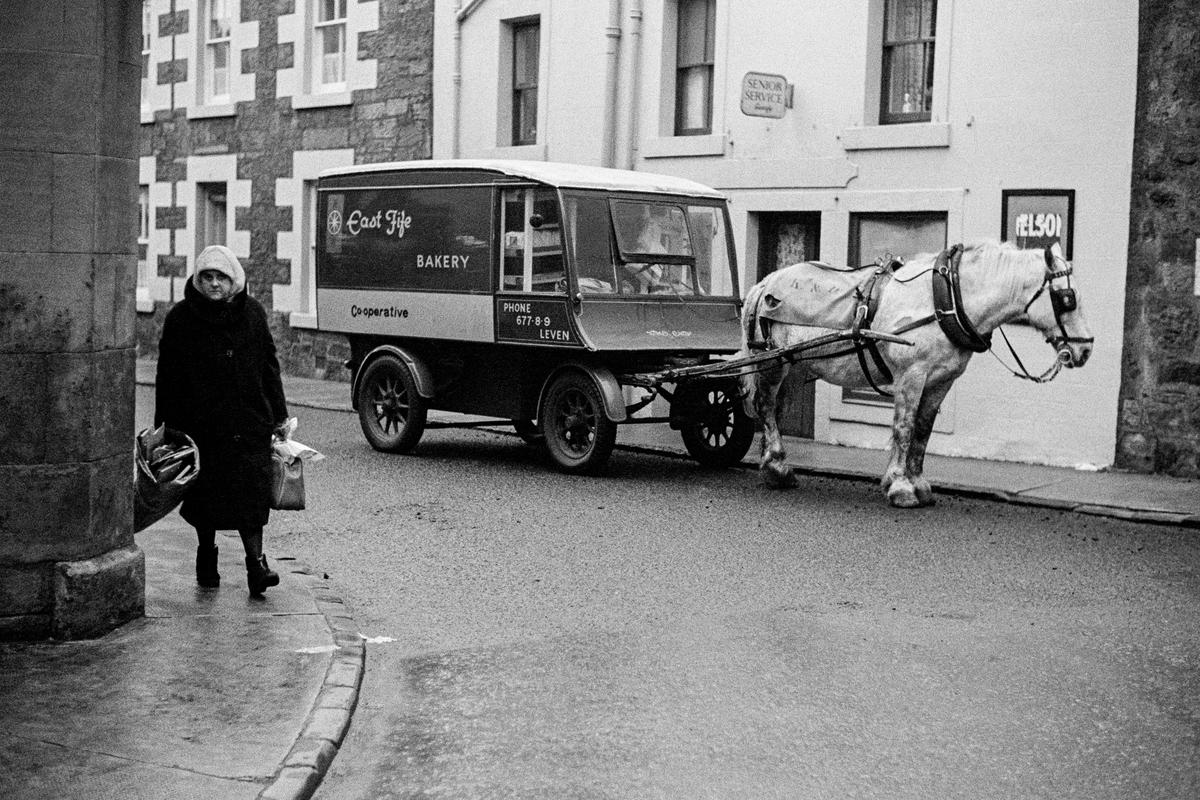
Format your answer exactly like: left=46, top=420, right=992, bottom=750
left=564, top=194, right=735, bottom=298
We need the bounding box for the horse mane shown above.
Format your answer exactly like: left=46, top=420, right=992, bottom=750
left=960, top=240, right=1028, bottom=260
left=956, top=240, right=1046, bottom=329
left=963, top=240, right=1043, bottom=274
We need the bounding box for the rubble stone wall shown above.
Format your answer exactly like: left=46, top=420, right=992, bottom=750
left=1117, top=0, right=1200, bottom=477
left=135, top=0, right=434, bottom=382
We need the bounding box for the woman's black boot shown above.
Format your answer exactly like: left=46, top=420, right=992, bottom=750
left=246, top=555, right=280, bottom=597
left=196, top=546, right=220, bottom=588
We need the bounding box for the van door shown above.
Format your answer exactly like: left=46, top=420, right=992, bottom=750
left=494, top=186, right=581, bottom=347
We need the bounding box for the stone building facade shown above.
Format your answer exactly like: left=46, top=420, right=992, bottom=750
left=435, top=0, right=1140, bottom=472
left=134, top=0, right=434, bottom=379
left=1117, top=0, right=1200, bottom=478
left=131, top=0, right=1198, bottom=478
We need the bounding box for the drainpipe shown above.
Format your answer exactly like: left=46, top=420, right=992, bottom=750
left=601, top=0, right=622, bottom=168
left=451, top=3, right=464, bottom=158
left=621, top=0, right=643, bottom=170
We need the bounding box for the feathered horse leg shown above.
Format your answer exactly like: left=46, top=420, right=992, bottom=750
left=741, top=288, right=799, bottom=490
left=754, top=355, right=798, bottom=489
left=904, top=378, right=954, bottom=507
left=883, top=370, right=927, bottom=507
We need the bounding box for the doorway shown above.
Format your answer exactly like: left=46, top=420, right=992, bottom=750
left=755, top=212, right=820, bottom=438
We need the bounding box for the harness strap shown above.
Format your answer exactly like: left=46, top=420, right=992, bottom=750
left=931, top=244, right=992, bottom=353
left=849, top=267, right=896, bottom=396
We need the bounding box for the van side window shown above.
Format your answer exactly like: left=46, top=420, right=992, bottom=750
left=500, top=187, right=564, bottom=293
left=564, top=194, right=617, bottom=294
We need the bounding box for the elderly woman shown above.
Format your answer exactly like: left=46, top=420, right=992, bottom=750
left=155, top=245, right=290, bottom=597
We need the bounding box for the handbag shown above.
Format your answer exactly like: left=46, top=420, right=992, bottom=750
left=270, top=448, right=305, bottom=510
left=133, top=425, right=201, bottom=532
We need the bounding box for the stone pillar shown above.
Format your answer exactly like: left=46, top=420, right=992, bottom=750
left=1116, top=0, right=1200, bottom=478
left=0, top=1, right=144, bottom=639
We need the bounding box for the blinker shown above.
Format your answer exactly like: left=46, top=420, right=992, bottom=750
left=1051, top=287, right=1077, bottom=315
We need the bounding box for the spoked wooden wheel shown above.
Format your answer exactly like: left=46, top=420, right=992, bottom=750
left=677, top=380, right=755, bottom=468
left=356, top=354, right=428, bottom=453
left=540, top=372, right=616, bottom=474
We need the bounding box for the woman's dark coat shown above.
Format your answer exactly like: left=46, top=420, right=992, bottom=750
left=155, top=280, right=288, bottom=530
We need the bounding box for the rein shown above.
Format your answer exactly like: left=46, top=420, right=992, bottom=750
left=992, top=248, right=1093, bottom=382
left=750, top=244, right=1090, bottom=394
left=886, top=244, right=1091, bottom=385
left=992, top=327, right=1066, bottom=383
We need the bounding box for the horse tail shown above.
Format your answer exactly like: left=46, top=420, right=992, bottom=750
left=739, top=279, right=769, bottom=418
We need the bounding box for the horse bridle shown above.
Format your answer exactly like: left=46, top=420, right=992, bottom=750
left=1022, top=248, right=1094, bottom=358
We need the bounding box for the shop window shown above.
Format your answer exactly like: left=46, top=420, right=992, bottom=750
left=844, top=211, right=946, bottom=403
left=674, top=0, right=715, bottom=136
left=313, top=0, right=347, bottom=92
left=511, top=20, right=540, bottom=146
left=880, top=0, right=936, bottom=124
left=201, top=0, right=233, bottom=104
left=197, top=183, right=228, bottom=249
left=501, top=187, right=562, bottom=292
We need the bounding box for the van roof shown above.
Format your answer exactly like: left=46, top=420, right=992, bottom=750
left=318, top=159, right=726, bottom=199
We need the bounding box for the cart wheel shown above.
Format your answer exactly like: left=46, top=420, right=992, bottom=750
left=540, top=372, right=617, bottom=474
left=678, top=381, right=755, bottom=468
left=512, top=419, right=544, bottom=446
left=356, top=354, right=428, bottom=453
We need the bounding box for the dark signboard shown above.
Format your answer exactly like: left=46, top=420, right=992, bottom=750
left=319, top=185, right=493, bottom=292
left=495, top=297, right=580, bottom=346
left=1002, top=189, right=1074, bottom=259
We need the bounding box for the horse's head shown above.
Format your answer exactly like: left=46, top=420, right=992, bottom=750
left=1021, top=243, right=1094, bottom=368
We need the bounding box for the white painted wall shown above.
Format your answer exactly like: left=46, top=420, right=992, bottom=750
left=439, top=0, right=1140, bottom=468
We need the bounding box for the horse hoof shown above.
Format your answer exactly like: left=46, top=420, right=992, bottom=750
left=887, top=487, right=922, bottom=508
left=762, top=464, right=799, bottom=490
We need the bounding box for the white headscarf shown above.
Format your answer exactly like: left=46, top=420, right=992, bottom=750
left=193, top=245, right=246, bottom=294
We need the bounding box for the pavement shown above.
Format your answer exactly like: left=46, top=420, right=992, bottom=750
left=1, top=359, right=1196, bottom=800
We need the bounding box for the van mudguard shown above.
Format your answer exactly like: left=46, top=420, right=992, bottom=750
left=537, top=363, right=628, bottom=424
left=352, top=344, right=436, bottom=408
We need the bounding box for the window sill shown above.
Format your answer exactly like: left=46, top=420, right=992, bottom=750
left=479, top=144, right=548, bottom=160
left=288, top=311, right=319, bottom=330
left=831, top=389, right=954, bottom=433
left=141, top=108, right=155, bottom=125
left=641, top=133, right=727, bottom=159
left=292, top=91, right=352, bottom=110
left=839, top=122, right=950, bottom=151
left=136, top=287, right=154, bottom=314
left=187, top=103, right=236, bottom=120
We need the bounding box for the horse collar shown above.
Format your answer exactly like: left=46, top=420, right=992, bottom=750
left=931, top=245, right=992, bottom=353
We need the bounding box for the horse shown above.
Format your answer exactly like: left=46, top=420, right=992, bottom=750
left=739, top=241, right=1094, bottom=508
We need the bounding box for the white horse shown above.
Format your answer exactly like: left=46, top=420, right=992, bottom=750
left=740, top=241, right=1094, bottom=507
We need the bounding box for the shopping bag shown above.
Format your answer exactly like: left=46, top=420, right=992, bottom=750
left=269, top=417, right=323, bottom=511
left=270, top=448, right=305, bottom=510
left=134, top=425, right=200, bottom=532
